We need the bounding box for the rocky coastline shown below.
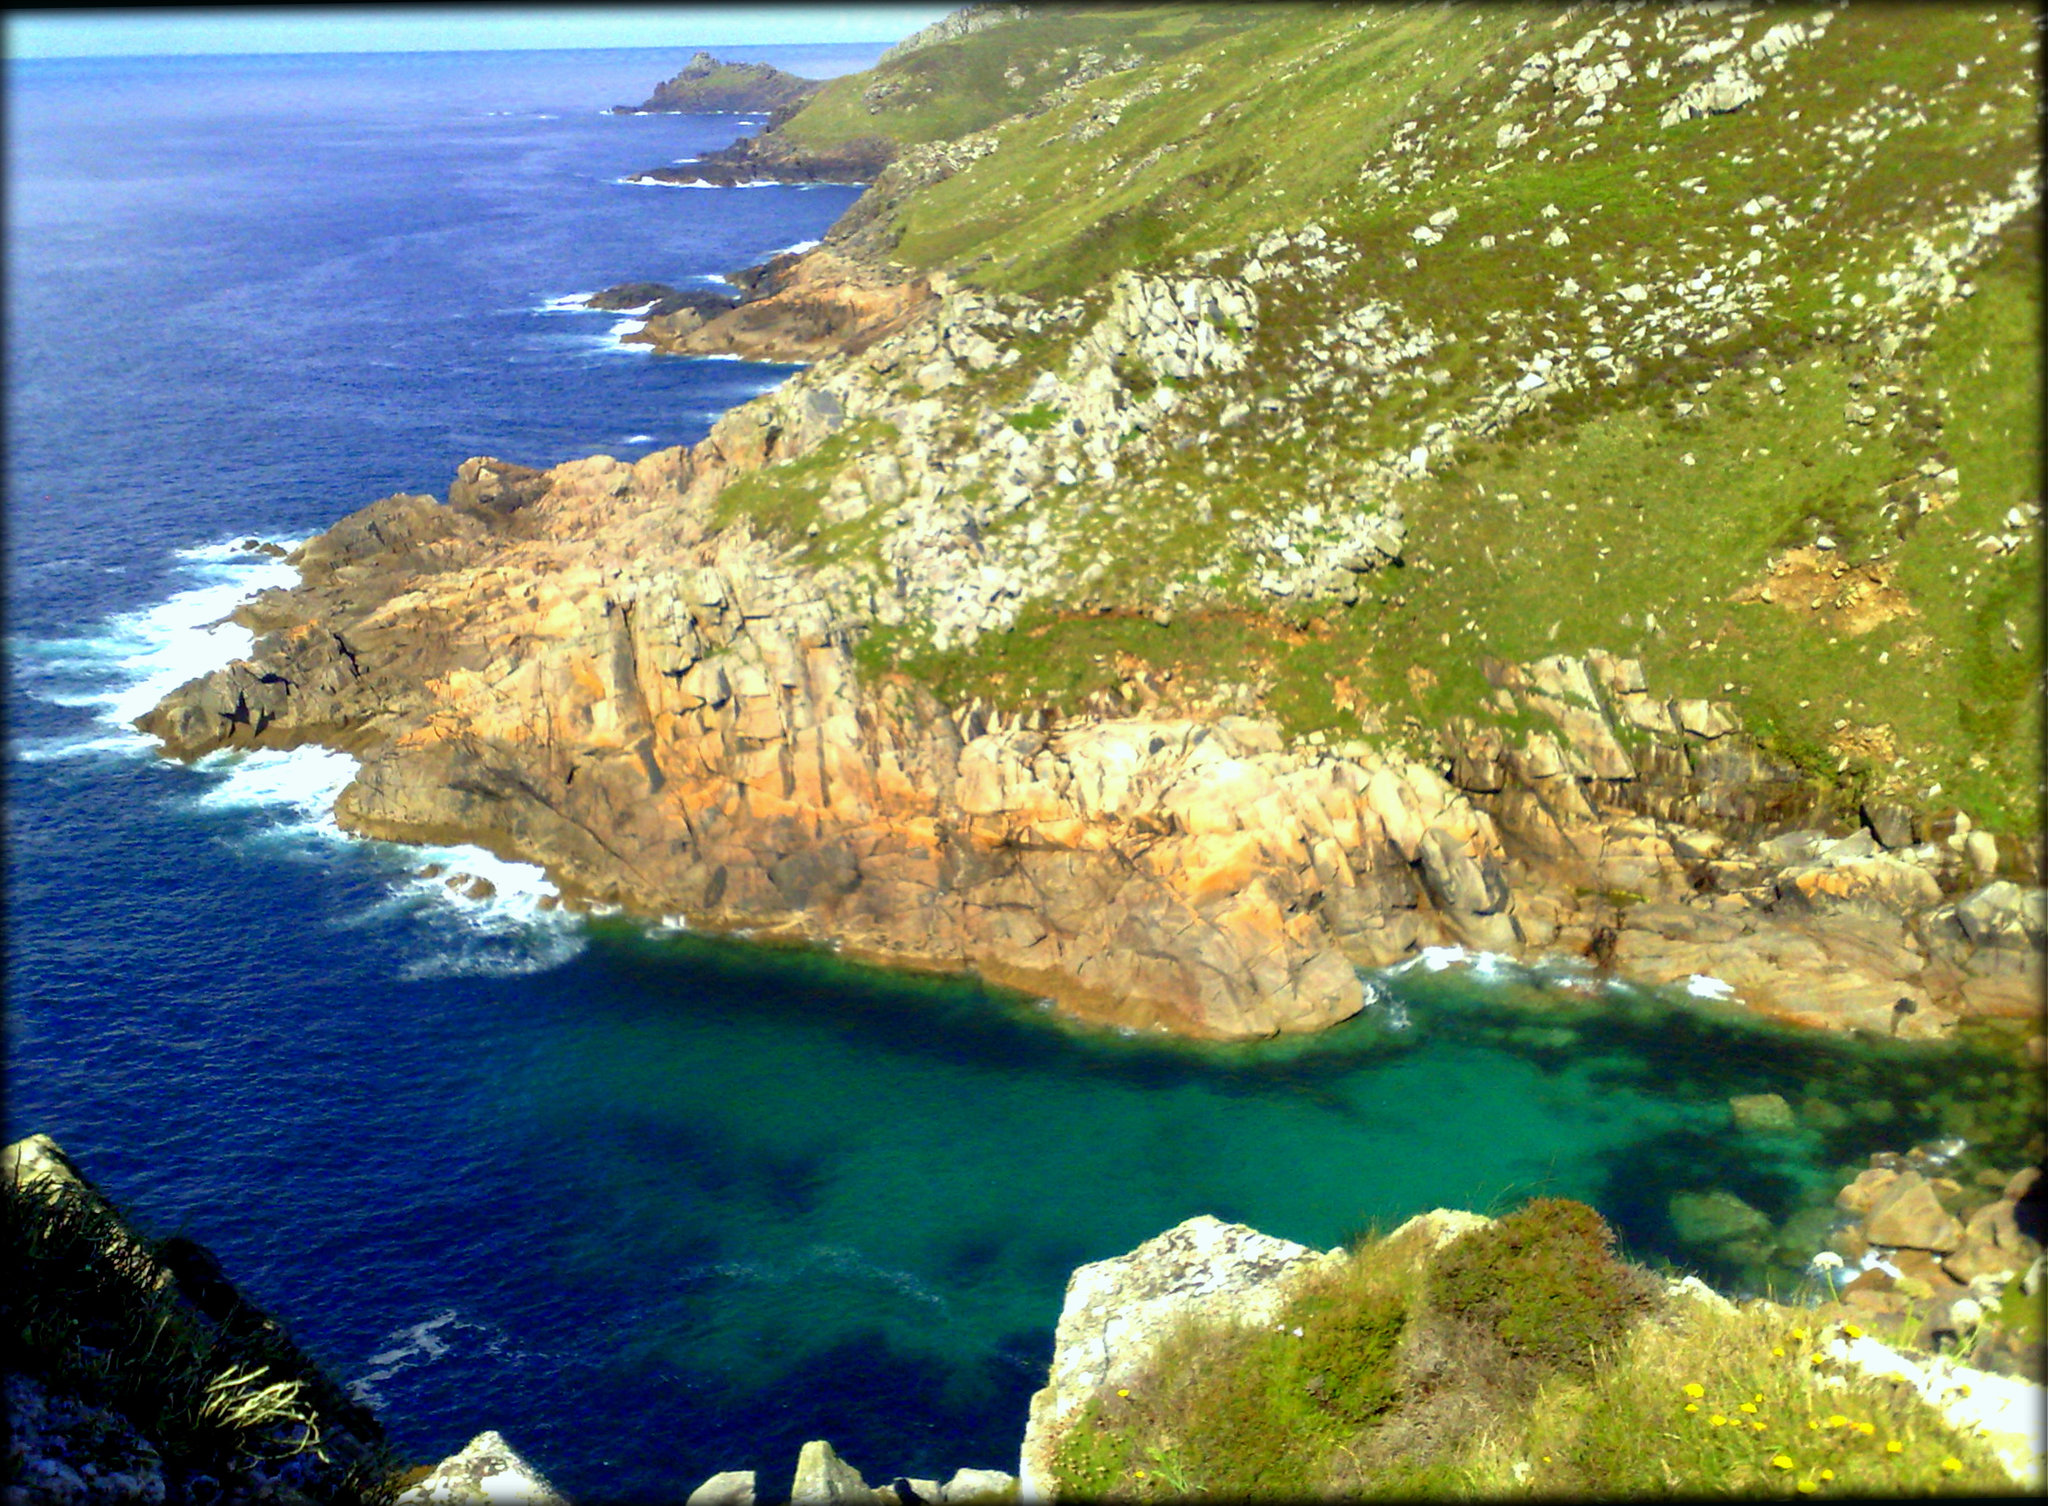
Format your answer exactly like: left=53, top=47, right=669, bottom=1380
left=626, top=132, right=895, bottom=190
left=134, top=289, right=2043, bottom=1042
left=140, top=5, right=2040, bottom=1052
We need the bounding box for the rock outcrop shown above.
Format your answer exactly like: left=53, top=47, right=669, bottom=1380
left=1018, top=1214, right=1344, bottom=1498
left=3, top=1134, right=393, bottom=1502
left=628, top=249, right=937, bottom=363
left=133, top=449, right=2042, bottom=1040
left=630, top=132, right=897, bottom=189
left=133, top=443, right=1480, bottom=1037
left=1018, top=1206, right=2046, bottom=1499
left=396, top=1431, right=567, bottom=1504
left=614, top=52, right=825, bottom=118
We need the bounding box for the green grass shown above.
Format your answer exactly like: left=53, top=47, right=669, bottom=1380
left=713, top=3, right=2041, bottom=838
left=1048, top=1246, right=1412, bottom=1500
left=1044, top=1201, right=2026, bottom=1499
left=2, top=1164, right=404, bottom=1501
left=776, top=4, right=1267, bottom=154
left=710, top=419, right=898, bottom=555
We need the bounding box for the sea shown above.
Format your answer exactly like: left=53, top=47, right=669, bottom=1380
left=4, top=42, right=2029, bottom=1505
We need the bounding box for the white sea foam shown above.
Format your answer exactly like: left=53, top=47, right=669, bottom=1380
left=1685, top=973, right=1737, bottom=999
left=581, top=318, right=648, bottom=356
left=21, top=541, right=588, bottom=977
left=619, top=176, right=855, bottom=189
left=1356, top=974, right=1412, bottom=1031
left=190, top=744, right=360, bottom=832
left=773, top=238, right=822, bottom=256
left=8, top=732, right=143, bottom=763
left=536, top=291, right=599, bottom=314
left=347, top=1309, right=533, bottom=1410
left=622, top=433, right=657, bottom=445
left=15, top=542, right=299, bottom=741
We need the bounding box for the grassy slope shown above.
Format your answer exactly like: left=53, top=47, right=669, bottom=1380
left=776, top=4, right=1268, bottom=150
left=756, top=3, right=2043, bottom=833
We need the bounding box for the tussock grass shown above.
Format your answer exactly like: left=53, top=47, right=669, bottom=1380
left=1, top=1163, right=401, bottom=1500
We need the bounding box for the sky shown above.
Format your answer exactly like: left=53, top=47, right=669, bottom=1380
left=6, top=5, right=958, bottom=58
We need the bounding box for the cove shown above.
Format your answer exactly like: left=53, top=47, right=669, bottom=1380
left=384, top=917, right=2032, bottom=1497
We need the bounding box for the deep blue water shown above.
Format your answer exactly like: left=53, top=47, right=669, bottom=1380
left=4, top=44, right=2029, bottom=1506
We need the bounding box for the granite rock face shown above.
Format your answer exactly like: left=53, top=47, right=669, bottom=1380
left=395, top=1430, right=567, bottom=1505
left=1017, top=1215, right=1341, bottom=1498
left=134, top=396, right=2042, bottom=1041
left=135, top=417, right=1538, bottom=1038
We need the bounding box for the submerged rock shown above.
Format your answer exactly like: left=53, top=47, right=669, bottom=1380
left=1729, top=1091, right=1796, bottom=1133
left=1668, top=1188, right=1771, bottom=1246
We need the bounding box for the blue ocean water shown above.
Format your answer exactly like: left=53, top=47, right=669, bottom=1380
left=3, top=44, right=2025, bottom=1505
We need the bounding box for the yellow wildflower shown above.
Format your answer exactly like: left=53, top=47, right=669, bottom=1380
left=1685, top=1403, right=1700, bottom=1414
left=1826, top=1414, right=1849, bottom=1429
left=1752, top=1421, right=1766, bottom=1433
left=1740, top=1402, right=1758, bottom=1414
left=1710, top=1415, right=1728, bottom=1428
left=1819, top=1470, right=1834, bottom=1482
left=1117, top=1388, right=1130, bottom=1398
left=1789, top=1326, right=1808, bottom=1342
left=1855, top=1422, right=1874, bottom=1436
left=1941, top=1458, right=1961, bottom=1474
left=1809, top=1352, right=1827, bottom=1366
left=1807, top=1420, right=1820, bottom=1431
left=1773, top=1346, right=1786, bottom=1357
left=1796, top=1484, right=1816, bottom=1495
left=1683, top=1382, right=1705, bottom=1398
left=1772, top=1455, right=1795, bottom=1470
left=1885, top=1440, right=1902, bottom=1454
left=1843, top=1324, right=1863, bottom=1339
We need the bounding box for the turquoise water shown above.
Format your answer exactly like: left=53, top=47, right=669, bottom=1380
left=9, top=42, right=2038, bottom=1501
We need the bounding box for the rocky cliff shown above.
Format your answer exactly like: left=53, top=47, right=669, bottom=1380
left=141, top=2, right=2043, bottom=1042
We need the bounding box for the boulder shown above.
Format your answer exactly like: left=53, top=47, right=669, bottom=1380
left=939, top=1467, right=1018, bottom=1502
left=1862, top=800, right=1918, bottom=850
left=687, top=1471, right=757, bottom=1506
left=1944, top=1232, right=2025, bottom=1285
left=1668, top=1189, right=1771, bottom=1245
left=1864, top=1180, right=1965, bottom=1252
left=395, top=1432, right=566, bottom=1505
left=792, top=1440, right=876, bottom=1505
left=1837, top=1166, right=1909, bottom=1216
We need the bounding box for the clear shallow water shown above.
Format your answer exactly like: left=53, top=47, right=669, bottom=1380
left=5, top=44, right=2031, bottom=1506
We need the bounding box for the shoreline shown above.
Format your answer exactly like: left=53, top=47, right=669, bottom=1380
left=135, top=514, right=2039, bottom=1052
